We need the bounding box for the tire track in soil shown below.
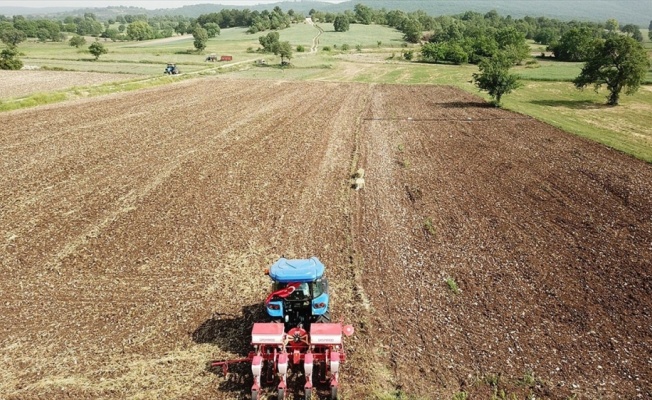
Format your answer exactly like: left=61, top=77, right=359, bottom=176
left=308, top=21, right=324, bottom=53
left=351, top=84, right=417, bottom=395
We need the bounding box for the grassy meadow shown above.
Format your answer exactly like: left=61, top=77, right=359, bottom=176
left=3, top=22, right=652, bottom=162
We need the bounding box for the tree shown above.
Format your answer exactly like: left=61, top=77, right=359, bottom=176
left=354, top=3, right=373, bottom=25
left=494, top=26, right=530, bottom=64
left=472, top=52, right=522, bottom=105
left=446, top=42, right=469, bottom=64
left=550, top=27, right=597, bottom=61
left=620, top=24, right=643, bottom=42
left=533, top=27, right=558, bottom=45
left=88, top=41, right=108, bottom=60
left=69, top=35, right=86, bottom=48
left=175, top=21, right=187, bottom=35
left=127, top=20, right=154, bottom=41
left=333, top=14, right=350, bottom=32
left=36, top=28, right=50, bottom=42
left=276, top=41, right=292, bottom=64
left=102, top=28, right=120, bottom=41
left=1, top=28, right=26, bottom=47
left=605, top=18, right=619, bottom=32
left=259, top=31, right=280, bottom=53
left=574, top=35, right=650, bottom=105
left=401, top=18, right=422, bottom=43
left=76, top=18, right=104, bottom=36
left=0, top=46, right=23, bottom=70
left=204, top=22, right=220, bottom=38
left=192, top=27, right=208, bottom=52
left=420, top=42, right=447, bottom=62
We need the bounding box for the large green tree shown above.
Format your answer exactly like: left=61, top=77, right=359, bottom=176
left=192, top=27, right=208, bottom=52
left=175, top=21, right=187, bottom=35
left=401, top=18, right=422, bottom=43
left=276, top=40, right=293, bottom=64
left=333, top=14, right=350, bottom=32
left=574, top=34, right=650, bottom=105
left=203, top=22, right=220, bottom=38
left=259, top=31, right=280, bottom=53
left=127, top=20, right=155, bottom=41
left=605, top=18, right=619, bottom=32
left=472, top=52, right=522, bottom=106
left=495, top=26, right=530, bottom=64
left=550, top=27, right=597, bottom=61
left=88, top=41, right=108, bottom=60
left=620, top=24, right=643, bottom=42
left=0, top=28, right=26, bottom=47
left=354, top=3, right=373, bottom=25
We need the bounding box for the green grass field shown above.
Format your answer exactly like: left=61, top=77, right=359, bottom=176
left=5, top=23, right=652, bottom=162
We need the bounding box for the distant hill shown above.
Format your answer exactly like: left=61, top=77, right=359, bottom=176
left=0, top=0, right=649, bottom=26
left=0, top=6, right=77, bottom=16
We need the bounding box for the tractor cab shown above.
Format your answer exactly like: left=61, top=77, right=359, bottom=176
left=265, top=257, right=330, bottom=331
left=164, top=63, right=179, bottom=74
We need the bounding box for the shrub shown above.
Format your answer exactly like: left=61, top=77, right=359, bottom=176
left=296, top=45, right=305, bottom=52
left=0, top=47, right=23, bottom=70
left=341, top=43, right=350, bottom=51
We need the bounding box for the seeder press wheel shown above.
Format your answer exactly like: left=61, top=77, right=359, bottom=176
left=331, top=386, right=338, bottom=399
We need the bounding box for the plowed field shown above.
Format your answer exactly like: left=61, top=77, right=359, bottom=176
left=1, top=78, right=651, bottom=400
left=0, top=70, right=142, bottom=99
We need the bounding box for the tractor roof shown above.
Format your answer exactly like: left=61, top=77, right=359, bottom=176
left=269, top=257, right=324, bottom=282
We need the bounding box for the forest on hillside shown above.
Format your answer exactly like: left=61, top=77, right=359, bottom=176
left=0, top=0, right=649, bottom=26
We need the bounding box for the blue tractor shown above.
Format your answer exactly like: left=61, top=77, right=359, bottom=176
left=265, top=257, right=330, bottom=331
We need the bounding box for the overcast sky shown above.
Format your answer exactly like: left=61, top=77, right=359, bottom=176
left=0, top=0, right=347, bottom=9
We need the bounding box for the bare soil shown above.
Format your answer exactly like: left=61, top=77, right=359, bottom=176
left=0, top=70, right=140, bottom=99
left=1, top=78, right=650, bottom=400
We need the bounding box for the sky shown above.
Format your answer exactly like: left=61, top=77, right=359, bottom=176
left=0, top=0, right=348, bottom=9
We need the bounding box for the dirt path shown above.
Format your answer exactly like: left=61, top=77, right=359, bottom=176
left=309, top=21, right=324, bottom=53
left=1, top=80, right=651, bottom=399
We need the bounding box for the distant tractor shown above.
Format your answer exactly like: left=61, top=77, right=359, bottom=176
left=206, top=54, right=217, bottom=62
left=164, top=63, right=180, bottom=74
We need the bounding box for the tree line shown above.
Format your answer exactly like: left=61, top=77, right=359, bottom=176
left=0, top=7, right=305, bottom=43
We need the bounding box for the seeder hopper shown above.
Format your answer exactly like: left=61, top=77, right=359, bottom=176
left=212, top=257, right=354, bottom=400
